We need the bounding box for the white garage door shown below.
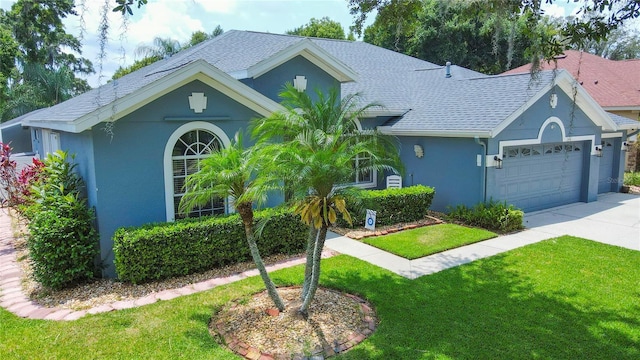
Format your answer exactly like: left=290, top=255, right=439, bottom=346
left=598, top=139, right=615, bottom=193
left=493, top=142, right=584, bottom=212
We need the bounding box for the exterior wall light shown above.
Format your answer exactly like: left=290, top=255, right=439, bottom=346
left=494, top=155, right=503, bottom=169
left=414, top=144, right=424, bottom=158
left=594, top=145, right=603, bottom=157
left=293, top=75, right=307, bottom=92
left=622, top=142, right=629, bottom=151
left=188, top=92, right=207, bottom=113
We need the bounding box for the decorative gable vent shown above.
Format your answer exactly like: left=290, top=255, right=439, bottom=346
left=188, top=92, right=208, bottom=113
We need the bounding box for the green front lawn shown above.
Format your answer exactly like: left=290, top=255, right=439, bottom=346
left=363, top=223, right=497, bottom=259
left=1, top=236, right=639, bottom=359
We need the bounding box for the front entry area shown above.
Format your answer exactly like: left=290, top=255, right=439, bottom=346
left=491, top=141, right=586, bottom=212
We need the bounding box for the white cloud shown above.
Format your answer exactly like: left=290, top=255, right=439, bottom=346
left=193, top=0, right=237, bottom=14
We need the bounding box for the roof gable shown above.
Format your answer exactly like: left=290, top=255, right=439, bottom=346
left=491, top=70, right=618, bottom=137
left=504, top=50, right=640, bottom=109
left=22, top=60, right=283, bottom=133
left=229, top=38, right=358, bottom=82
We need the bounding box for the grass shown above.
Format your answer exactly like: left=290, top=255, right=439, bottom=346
left=363, top=223, right=497, bottom=259
left=624, top=171, right=640, bottom=186
left=2, top=236, right=639, bottom=359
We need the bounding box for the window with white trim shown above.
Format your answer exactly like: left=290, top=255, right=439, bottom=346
left=171, top=129, right=224, bottom=219
left=352, top=152, right=375, bottom=186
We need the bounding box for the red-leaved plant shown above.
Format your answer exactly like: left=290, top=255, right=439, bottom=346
left=0, top=142, right=44, bottom=207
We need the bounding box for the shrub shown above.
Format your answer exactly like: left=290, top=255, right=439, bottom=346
left=27, top=151, right=98, bottom=289
left=0, top=143, right=43, bottom=208
left=338, top=185, right=436, bottom=228
left=447, top=200, right=524, bottom=233
left=624, top=172, right=640, bottom=186
left=113, top=207, right=307, bottom=284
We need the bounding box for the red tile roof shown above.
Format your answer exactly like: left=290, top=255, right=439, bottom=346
left=504, top=50, right=640, bottom=109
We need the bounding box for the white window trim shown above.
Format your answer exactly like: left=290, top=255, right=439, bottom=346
left=163, top=122, right=231, bottom=222
left=352, top=152, right=377, bottom=189
left=349, top=119, right=377, bottom=188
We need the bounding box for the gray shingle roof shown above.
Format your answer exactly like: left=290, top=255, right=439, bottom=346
left=11, top=30, right=622, bottom=135
left=606, top=111, right=639, bottom=128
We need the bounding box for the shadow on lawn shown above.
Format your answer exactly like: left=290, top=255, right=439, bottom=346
left=321, top=255, right=640, bottom=360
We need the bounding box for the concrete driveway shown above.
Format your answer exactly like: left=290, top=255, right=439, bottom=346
left=326, top=192, right=639, bottom=279
left=523, top=192, right=640, bottom=251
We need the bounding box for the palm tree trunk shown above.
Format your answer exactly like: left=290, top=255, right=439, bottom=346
left=299, top=225, right=328, bottom=316
left=237, top=202, right=285, bottom=311
left=301, top=226, right=318, bottom=300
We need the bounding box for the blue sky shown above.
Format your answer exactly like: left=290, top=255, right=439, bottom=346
left=0, top=0, right=584, bottom=87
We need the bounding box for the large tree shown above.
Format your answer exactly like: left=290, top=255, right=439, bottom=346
left=1, top=0, right=93, bottom=121
left=286, top=17, right=355, bottom=40
left=350, top=0, right=640, bottom=62
left=252, top=85, right=402, bottom=315
left=179, top=132, right=286, bottom=311
left=364, top=0, right=544, bottom=73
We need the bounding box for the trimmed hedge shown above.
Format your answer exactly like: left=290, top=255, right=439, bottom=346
left=447, top=200, right=524, bottom=233
left=113, top=207, right=307, bottom=284
left=339, top=185, right=436, bottom=228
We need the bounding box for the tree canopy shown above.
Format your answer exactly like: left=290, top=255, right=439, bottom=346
left=0, top=0, right=93, bottom=122
left=286, top=17, right=355, bottom=40
left=363, top=0, right=549, bottom=73
left=112, top=28, right=224, bottom=80
left=350, top=0, right=640, bottom=62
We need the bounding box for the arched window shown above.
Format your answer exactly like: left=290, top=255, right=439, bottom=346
left=163, top=122, right=231, bottom=221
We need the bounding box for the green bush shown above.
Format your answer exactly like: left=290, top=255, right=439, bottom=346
left=26, top=151, right=98, bottom=289
left=624, top=172, right=640, bottom=186
left=447, top=200, right=524, bottom=233
left=113, top=207, right=307, bottom=284
left=338, top=185, right=436, bottom=228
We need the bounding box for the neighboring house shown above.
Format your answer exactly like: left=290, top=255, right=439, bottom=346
left=4, top=31, right=637, bottom=277
left=504, top=50, right=640, bottom=171
left=504, top=50, right=640, bottom=121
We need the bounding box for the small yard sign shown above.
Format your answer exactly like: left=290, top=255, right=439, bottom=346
left=365, top=209, right=377, bottom=231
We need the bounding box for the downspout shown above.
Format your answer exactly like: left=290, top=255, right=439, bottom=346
left=474, top=136, right=487, bottom=203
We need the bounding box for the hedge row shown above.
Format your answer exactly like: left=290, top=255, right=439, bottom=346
left=113, top=207, right=307, bottom=284
left=339, top=185, right=436, bottom=228
left=447, top=200, right=524, bottom=233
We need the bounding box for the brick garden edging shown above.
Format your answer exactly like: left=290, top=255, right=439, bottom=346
left=348, top=215, right=445, bottom=240
left=212, top=287, right=377, bottom=360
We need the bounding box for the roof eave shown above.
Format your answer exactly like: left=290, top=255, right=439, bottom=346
left=602, top=105, right=640, bottom=111
left=378, top=126, right=491, bottom=138
left=24, top=59, right=284, bottom=133
left=491, top=70, right=621, bottom=137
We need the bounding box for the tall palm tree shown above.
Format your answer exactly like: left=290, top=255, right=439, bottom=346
left=252, top=85, right=402, bottom=315
left=179, top=132, right=285, bottom=311
left=135, top=37, right=182, bottom=60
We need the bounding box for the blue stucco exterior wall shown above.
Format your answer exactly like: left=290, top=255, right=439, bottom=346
left=59, top=131, right=97, bottom=208
left=86, top=80, right=271, bottom=276
left=250, top=56, right=341, bottom=102
left=489, top=87, right=600, bottom=152
left=396, top=136, right=484, bottom=212
left=485, top=87, right=620, bottom=209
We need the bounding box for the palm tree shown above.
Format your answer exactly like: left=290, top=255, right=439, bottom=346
left=135, top=37, right=182, bottom=60
left=179, top=132, right=286, bottom=311
left=252, top=85, right=402, bottom=316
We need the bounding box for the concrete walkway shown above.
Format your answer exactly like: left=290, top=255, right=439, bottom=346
left=325, top=192, right=640, bottom=279
left=1, top=192, right=638, bottom=320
